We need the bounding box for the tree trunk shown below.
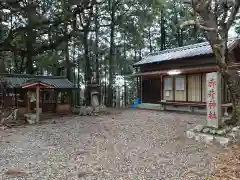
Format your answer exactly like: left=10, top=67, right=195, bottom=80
left=26, top=1, right=37, bottom=74
left=0, top=52, right=5, bottom=73
left=0, top=11, right=4, bottom=73
left=77, top=48, right=81, bottom=106
left=160, top=9, right=166, bottom=50
left=134, top=49, right=137, bottom=62
left=71, top=33, right=76, bottom=86
left=25, top=30, right=34, bottom=74
left=173, top=1, right=183, bottom=47
left=104, top=58, right=107, bottom=106
left=83, top=28, right=92, bottom=106
left=95, top=5, right=100, bottom=84
left=26, top=49, right=34, bottom=74
left=63, top=0, right=71, bottom=80
left=64, top=38, right=70, bottom=80
left=212, top=43, right=240, bottom=125
left=83, top=29, right=91, bottom=83
left=224, top=76, right=240, bottom=125
left=148, top=27, right=153, bottom=53
left=19, top=53, right=25, bottom=73
left=108, top=0, right=115, bottom=107
left=187, top=0, right=240, bottom=125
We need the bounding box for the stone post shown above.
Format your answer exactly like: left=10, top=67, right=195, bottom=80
left=206, top=72, right=222, bottom=128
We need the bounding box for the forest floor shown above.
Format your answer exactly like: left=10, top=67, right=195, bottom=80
left=0, top=109, right=229, bottom=180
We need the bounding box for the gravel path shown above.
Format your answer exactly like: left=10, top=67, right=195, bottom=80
left=0, top=109, right=224, bottom=180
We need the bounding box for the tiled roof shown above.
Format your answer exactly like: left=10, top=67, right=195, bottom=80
left=134, top=39, right=239, bottom=66
left=0, top=74, right=74, bottom=88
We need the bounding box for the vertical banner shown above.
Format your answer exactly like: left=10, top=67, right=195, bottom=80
left=206, top=72, right=222, bottom=128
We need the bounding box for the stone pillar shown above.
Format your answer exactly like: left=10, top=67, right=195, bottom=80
left=206, top=72, right=222, bottom=128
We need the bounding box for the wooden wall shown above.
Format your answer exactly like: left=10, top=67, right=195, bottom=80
left=175, top=75, right=187, bottom=101
left=161, top=72, right=231, bottom=103
left=140, top=71, right=231, bottom=104
left=163, top=73, right=207, bottom=102
left=188, top=74, right=201, bottom=102
left=202, top=74, right=206, bottom=102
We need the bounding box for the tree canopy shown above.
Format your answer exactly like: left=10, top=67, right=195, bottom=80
left=1, top=0, right=240, bottom=106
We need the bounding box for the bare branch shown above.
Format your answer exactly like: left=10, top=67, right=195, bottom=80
left=180, top=19, right=217, bottom=31
left=226, top=0, right=240, bottom=30
left=219, top=2, right=228, bottom=26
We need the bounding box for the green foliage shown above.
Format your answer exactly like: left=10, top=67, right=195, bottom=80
left=35, top=51, right=64, bottom=74
left=1, top=0, right=208, bottom=105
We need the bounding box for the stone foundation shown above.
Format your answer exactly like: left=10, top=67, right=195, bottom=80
left=186, top=125, right=240, bottom=147
left=72, top=105, right=108, bottom=116
left=24, top=113, right=37, bottom=124
left=136, top=103, right=206, bottom=114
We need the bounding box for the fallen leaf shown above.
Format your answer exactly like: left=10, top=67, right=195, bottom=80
left=5, top=168, right=26, bottom=177
left=78, top=171, right=88, bottom=178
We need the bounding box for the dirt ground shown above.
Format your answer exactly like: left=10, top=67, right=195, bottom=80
left=0, top=109, right=226, bottom=180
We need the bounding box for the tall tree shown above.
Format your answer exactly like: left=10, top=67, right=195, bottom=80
left=182, top=0, right=240, bottom=124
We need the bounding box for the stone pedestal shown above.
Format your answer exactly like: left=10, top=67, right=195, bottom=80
left=86, top=84, right=100, bottom=111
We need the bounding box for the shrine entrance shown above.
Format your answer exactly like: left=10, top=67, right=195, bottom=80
left=22, top=81, right=55, bottom=122
left=142, top=77, right=161, bottom=103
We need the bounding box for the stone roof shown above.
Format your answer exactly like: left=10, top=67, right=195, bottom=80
left=134, top=39, right=239, bottom=66
left=0, top=74, right=74, bottom=88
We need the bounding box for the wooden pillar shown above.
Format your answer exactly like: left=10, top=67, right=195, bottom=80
left=186, top=74, right=188, bottom=102
left=173, top=76, right=175, bottom=101
left=27, top=90, right=30, bottom=113
left=140, top=76, right=143, bottom=101
left=14, top=88, right=17, bottom=107
left=55, top=90, right=58, bottom=113
left=124, top=80, right=127, bottom=107
left=200, top=73, right=203, bottom=102
left=36, top=85, right=40, bottom=123
left=42, top=89, right=44, bottom=108
left=160, top=75, right=163, bottom=101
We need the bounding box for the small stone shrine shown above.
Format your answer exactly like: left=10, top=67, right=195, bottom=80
left=88, top=72, right=100, bottom=112
left=72, top=72, right=108, bottom=116
left=186, top=72, right=240, bottom=147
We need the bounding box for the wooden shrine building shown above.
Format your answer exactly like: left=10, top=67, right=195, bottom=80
left=126, top=39, right=240, bottom=113
left=0, top=74, right=75, bottom=117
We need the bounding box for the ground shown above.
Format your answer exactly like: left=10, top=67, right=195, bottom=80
left=0, top=109, right=225, bottom=180
left=209, top=144, right=240, bottom=180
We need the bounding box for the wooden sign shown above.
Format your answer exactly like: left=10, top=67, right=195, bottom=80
left=206, top=72, right=222, bottom=128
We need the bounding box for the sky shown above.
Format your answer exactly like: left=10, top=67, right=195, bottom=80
left=229, top=26, right=237, bottom=38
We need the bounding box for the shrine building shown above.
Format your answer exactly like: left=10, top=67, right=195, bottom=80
left=125, top=39, right=240, bottom=114
left=0, top=74, right=76, bottom=116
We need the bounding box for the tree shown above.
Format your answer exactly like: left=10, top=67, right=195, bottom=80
left=0, top=0, right=98, bottom=75
left=182, top=0, right=240, bottom=125
left=1, top=0, right=219, bottom=107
